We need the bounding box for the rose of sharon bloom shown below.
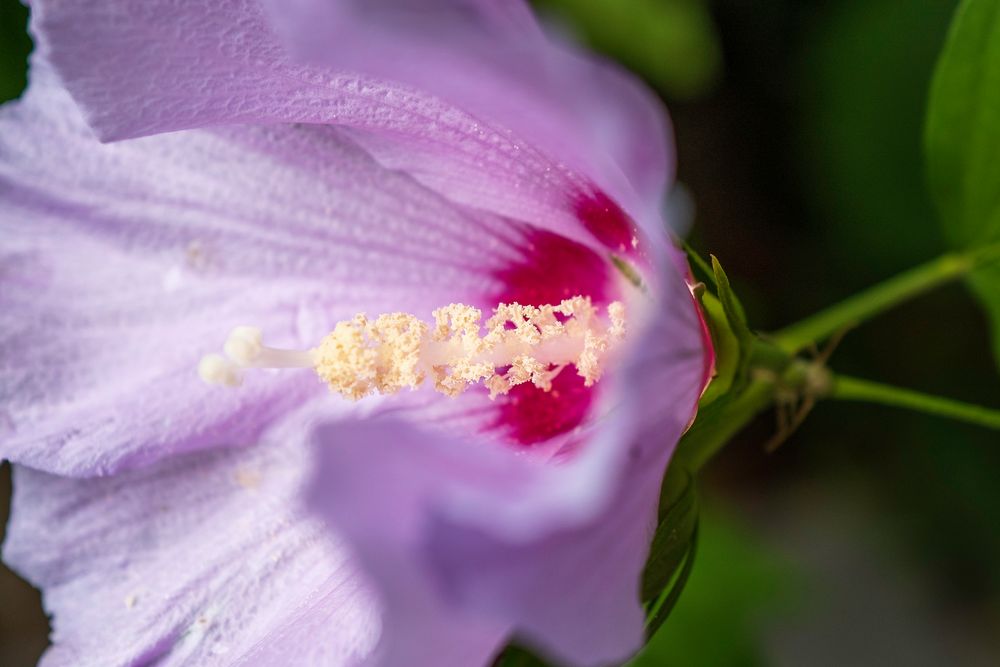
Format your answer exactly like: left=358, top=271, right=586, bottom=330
left=0, top=1, right=712, bottom=666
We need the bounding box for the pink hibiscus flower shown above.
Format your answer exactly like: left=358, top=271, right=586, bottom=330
left=0, top=1, right=712, bottom=665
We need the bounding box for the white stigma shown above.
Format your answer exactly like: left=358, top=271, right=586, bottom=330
left=198, top=296, right=626, bottom=401
left=223, top=326, right=264, bottom=365
left=197, top=354, right=244, bottom=387
left=198, top=326, right=316, bottom=387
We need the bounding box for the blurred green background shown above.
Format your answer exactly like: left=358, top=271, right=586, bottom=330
left=2, top=0, right=999, bottom=665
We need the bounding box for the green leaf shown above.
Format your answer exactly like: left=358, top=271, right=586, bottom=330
left=641, top=464, right=699, bottom=636
left=797, top=0, right=955, bottom=272
left=644, top=467, right=697, bottom=592
left=533, top=0, right=722, bottom=99
left=644, top=523, right=699, bottom=637
left=492, top=644, right=552, bottom=667
left=0, top=0, right=31, bottom=103
left=627, top=508, right=795, bottom=667
left=964, top=262, right=1000, bottom=372
left=925, top=0, right=1000, bottom=367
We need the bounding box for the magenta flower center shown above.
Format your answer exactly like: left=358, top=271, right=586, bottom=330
left=489, top=226, right=628, bottom=446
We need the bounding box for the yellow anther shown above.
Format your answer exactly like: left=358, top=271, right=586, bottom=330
left=198, top=296, right=626, bottom=401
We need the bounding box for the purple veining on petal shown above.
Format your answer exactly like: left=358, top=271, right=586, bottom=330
left=3, top=402, right=382, bottom=667
left=1, top=62, right=538, bottom=476
left=31, top=0, right=675, bottom=245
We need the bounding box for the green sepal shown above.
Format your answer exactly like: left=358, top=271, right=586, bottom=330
left=710, top=255, right=753, bottom=353
left=683, top=247, right=755, bottom=406
left=696, top=291, right=739, bottom=407
left=676, top=252, right=771, bottom=466
left=682, top=239, right=718, bottom=289
left=674, top=379, right=776, bottom=471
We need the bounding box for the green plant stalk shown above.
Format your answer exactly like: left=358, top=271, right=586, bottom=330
left=679, top=245, right=1000, bottom=471
left=676, top=378, right=776, bottom=471
left=774, top=253, right=968, bottom=353
left=830, top=375, right=1000, bottom=430
left=773, top=243, right=1000, bottom=354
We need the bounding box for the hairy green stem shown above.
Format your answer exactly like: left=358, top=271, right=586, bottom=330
left=830, top=375, right=1000, bottom=430
left=774, top=254, right=969, bottom=353
left=773, top=244, right=1000, bottom=354
left=678, top=379, right=776, bottom=471
left=680, top=245, right=1000, bottom=470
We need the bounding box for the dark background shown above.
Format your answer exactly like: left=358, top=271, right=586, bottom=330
left=2, top=0, right=999, bottom=664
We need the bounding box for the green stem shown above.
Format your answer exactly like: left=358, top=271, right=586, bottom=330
left=677, top=379, right=776, bottom=471
left=679, top=244, right=1000, bottom=469
left=773, top=245, right=999, bottom=354
left=830, top=375, right=1000, bottom=430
